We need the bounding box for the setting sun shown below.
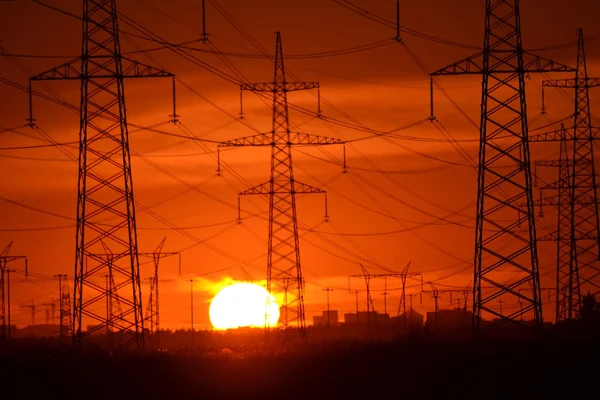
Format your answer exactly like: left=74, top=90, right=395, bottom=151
left=209, top=282, right=280, bottom=330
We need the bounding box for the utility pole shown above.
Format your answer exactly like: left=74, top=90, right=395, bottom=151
left=189, top=279, right=195, bottom=347
left=432, top=289, right=439, bottom=328
left=29, top=0, right=175, bottom=353
left=529, top=29, right=600, bottom=322
left=102, top=274, right=111, bottom=335
left=6, top=269, right=15, bottom=340
left=351, top=290, right=360, bottom=320
left=1, top=242, right=27, bottom=340
left=431, top=0, right=573, bottom=331
left=408, top=294, right=415, bottom=330
left=382, top=291, right=390, bottom=316
left=145, top=277, right=154, bottom=337
left=53, top=274, right=69, bottom=342
left=218, top=32, right=344, bottom=334
left=139, top=237, right=181, bottom=348
left=323, top=288, right=333, bottom=326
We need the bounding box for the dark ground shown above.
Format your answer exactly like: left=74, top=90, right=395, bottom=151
left=1, top=332, right=598, bottom=399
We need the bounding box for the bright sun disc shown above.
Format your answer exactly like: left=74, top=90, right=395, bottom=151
left=209, top=282, right=280, bottom=330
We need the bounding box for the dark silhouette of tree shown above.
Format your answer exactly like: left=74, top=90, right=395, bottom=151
left=579, top=292, right=600, bottom=324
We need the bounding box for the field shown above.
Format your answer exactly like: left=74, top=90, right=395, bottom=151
left=1, top=328, right=598, bottom=399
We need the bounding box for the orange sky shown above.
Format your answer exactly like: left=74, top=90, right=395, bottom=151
left=1, top=0, right=600, bottom=329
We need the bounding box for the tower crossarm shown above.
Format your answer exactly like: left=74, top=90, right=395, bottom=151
left=219, top=133, right=273, bottom=147
left=30, top=57, right=173, bottom=81
left=219, top=132, right=343, bottom=147
left=529, top=127, right=600, bottom=143
left=431, top=51, right=574, bottom=76
left=0, top=256, right=26, bottom=264
left=543, top=77, right=600, bottom=89
left=529, top=127, right=568, bottom=143
left=240, top=82, right=319, bottom=92
left=534, top=159, right=590, bottom=168
left=430, top=52, right=484, bottom=75
left=538, top=231, right=558, bottom=242
left=292, top=132, right=344, bottom=145
left=531, top=193, right=596, bottom=207
left=240, top=180, right=325, bottom=196
left=539, top=231, right=596, bottom=242
left=535, top=160, right=565, bottom=168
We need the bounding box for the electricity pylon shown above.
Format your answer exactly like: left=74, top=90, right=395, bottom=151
left=421, top=282, right=471, bottom=314
left=348, top=263, right=421, bottom=329
left=218, top=32, right=344, bottom=332
left=0, top=242, right=27, bottom=340
left=431, top=0, right=573, bottom=330
left=29, top=0, right=174, bottom=352
left=53, top=274, right=71, bottom=342
left=531, top=125, right=577, bottom=321
left=139, top=237, right=181, bottom=348
left=529, top=28, right=600, bottom=322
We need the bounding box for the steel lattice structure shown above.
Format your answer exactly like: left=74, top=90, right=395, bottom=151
left=29, top=0, right=173, bottom=351
left=532, top=126, right=579, bottom=322
left=529, top=29, right=600, bottom=321
left=431, top=0, right=573, bottom=330
left=219, top=32, right=344, bottom=332
left=53, top=274, right=72, bottom=342
left=0, top=242, right=26, bottom=340
left=546, top=28, right=600, bottom=307
left=531, top=125, right=578, bottom=321
left=139, top=238, right=180, bottom=348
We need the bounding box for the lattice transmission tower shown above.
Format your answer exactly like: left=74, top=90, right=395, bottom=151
left=53, top=274, right=72, bottom=342
left=139, top=237, right=180, bottom=348
left=219, top=32, right=344, bottom=332
left=431, top=0, right=573, bottom=330
left=529, top=28, right=600, bottom=322
left=348, top=263, right=422, bottom=329
left=0, top=242, right=27, bottom=340
left=29, top=0, right=174, bottom=351
left=531, top=125, right=576, bottom=321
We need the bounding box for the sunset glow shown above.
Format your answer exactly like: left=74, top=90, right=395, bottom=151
left=209, top=282, right=280, bottom=330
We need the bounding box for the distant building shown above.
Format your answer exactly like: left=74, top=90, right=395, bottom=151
left=13, top=324, right=63, bottom=338
left=392, top=308, right=423, bottom=330
left=313, top=310, right=339, bottom=326
left=426, top=308, right=473, bottom=331
left=343, top=311, right=390, bottom=325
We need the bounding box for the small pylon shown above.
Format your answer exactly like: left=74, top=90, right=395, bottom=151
left=139, top=238, right=180, bottom=348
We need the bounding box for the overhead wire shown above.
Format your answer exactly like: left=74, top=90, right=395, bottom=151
left=14, top=0, right=556, bottom=294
